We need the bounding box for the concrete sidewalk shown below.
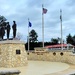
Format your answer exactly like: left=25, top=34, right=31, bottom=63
left=49, top=64, right=75, bottom=75
left=0, top=61, right=70, bottom=75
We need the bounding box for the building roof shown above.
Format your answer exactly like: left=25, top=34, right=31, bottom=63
left=45, top=44, right=73, bottom=48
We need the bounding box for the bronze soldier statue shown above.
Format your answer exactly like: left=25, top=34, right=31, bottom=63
left=7, top=22, right=10, bottom=39
left=0, top=20, right=6, bottom=40
left=12, top=21, right=17, bottom=38
left=1, top=26, right=5, bottom=39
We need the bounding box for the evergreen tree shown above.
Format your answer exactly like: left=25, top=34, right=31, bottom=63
left=51, top=38, right=59, bottom=44
left=66, top=34, right=73, bottom=44
left=29, top=29, right=38, bottom=42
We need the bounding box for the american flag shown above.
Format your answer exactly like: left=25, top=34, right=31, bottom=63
left=43, top=8, right=47, bottom=14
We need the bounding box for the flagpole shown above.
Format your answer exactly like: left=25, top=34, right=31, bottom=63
left=42, top=4, right=44, bottom=48
left=60, top=9, right=63, bottom=50
left=28, top=19, right=29, bottom=52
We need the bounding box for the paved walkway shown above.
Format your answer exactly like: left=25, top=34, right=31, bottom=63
left=0, top=61, right=75, bottom=75
left=16, top=61, right=70, bottom=75
left=49, top=64, right=75, bottom=75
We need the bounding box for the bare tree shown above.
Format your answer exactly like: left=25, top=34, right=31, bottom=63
left=16, top=32, right=23, bottom=40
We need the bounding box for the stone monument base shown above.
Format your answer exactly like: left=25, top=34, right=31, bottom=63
left=0, top=40, right=28, bottom=68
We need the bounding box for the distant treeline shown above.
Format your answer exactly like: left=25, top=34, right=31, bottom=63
left=25, top=42, right=58, bottom=50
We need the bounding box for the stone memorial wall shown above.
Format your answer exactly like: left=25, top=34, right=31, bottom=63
left=27, top=48, right=75, bottom=64
left=0, top=40, right=28, bottom=68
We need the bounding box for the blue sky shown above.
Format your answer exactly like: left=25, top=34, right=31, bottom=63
left=0, top=0, right=75, bottom=42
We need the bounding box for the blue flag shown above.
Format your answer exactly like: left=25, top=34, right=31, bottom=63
left=29, top=21, right=32, bottom=27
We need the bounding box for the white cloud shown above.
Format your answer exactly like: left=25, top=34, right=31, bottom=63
left=0, top=0, right=75, bottom=42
